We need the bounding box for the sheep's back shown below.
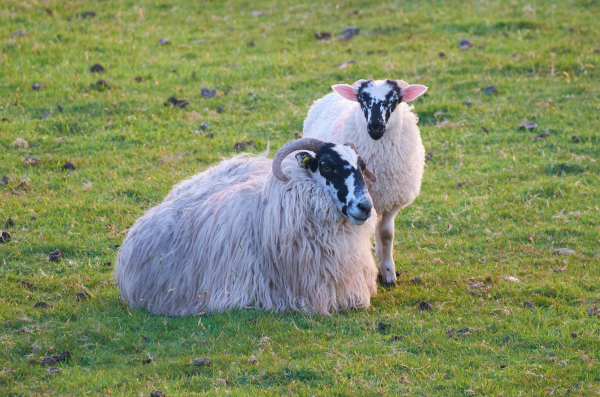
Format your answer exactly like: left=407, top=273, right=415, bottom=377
left=116, top=156, right=270, bottom=315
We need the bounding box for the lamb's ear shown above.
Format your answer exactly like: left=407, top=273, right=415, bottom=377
left=400, top=84, right=428, bottom=102
left=394, top=80, right=409, bottom=89
left=295, top=152, right=317, bottom=171
left=332, top=84, right=359, bottom=102
left=352, top=79, right=367, bottom=89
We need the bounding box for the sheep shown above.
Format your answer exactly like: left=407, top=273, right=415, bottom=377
left=115, top=138, right=379, bottom=316
left=303, top=79, right=428, bottom=285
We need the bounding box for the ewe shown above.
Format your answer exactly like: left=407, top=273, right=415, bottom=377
left=116, top=138, right=378, bottom=315
left=303, top=79, right=428, bottom=285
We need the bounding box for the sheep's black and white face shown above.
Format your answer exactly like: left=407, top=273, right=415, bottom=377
left=296, top=143, right=374, bottom=225
left=332, top=79, right=428, bottom=140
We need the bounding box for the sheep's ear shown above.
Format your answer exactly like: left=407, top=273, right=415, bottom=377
left=295, top=152, right=317, bottom=171
left=400, top=84, right=428, bottom=102
left=332, top=84, right=359, bottom=102
left=363, top=167, right=377, bottom=183
left=358, top=156, right=376, bottom=183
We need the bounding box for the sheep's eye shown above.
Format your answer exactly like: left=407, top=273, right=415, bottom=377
left=321, top=166, right=332, bottom=173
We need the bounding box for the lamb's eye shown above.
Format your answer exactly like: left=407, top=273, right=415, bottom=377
left=321, top=166, right=332, bottom=173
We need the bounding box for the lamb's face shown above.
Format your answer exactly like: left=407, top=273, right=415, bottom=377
left=295, top=143, right=374, bottom=225
left=331, top=79, right=428, bottom=140
left=357, top=80, right=401, bottom=140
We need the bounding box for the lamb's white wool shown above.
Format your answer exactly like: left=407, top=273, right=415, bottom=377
left=303, top=79, right=427, bottom=284
left=116, top=153, right=378, bottom=316
left=303, top=91, right=424, bottom=213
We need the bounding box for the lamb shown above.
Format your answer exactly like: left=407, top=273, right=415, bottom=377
left=115, top=138, right=379, bottom=316
left=303, top=79, right=428, bottom=285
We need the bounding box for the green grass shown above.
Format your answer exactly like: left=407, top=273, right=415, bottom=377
left=1, top=0, right=599, bottom=395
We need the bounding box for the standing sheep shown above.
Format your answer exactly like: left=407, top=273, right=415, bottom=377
left=303, top=79, right=428, bottom=285
left=116, top=138, right=379, bottom=315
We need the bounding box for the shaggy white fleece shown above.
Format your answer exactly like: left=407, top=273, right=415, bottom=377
left=116, top=155, right=378, bottom=316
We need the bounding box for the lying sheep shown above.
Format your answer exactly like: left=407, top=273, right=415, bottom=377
left=116, top=138, right=379, bottom=315
left=303, top=79, right=428, bottom=285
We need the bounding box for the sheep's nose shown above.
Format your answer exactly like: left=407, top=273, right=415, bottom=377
left=356, top=201, right=372, bottom=215
left=347, top=199, right=372, bottom=225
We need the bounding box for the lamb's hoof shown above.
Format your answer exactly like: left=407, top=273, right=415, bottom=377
left=378, top=272, right=397, bottom=287
left=378, top=263, right=398, bottom=286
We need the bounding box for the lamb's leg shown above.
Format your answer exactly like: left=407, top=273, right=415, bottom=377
left=376, top=208, right=400, bottom=285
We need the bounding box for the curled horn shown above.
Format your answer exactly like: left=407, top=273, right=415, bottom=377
left=272, top=138, right=326, bottom=181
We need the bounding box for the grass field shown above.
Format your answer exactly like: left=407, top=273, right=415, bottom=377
left=1, top=0, right=599, bottom=395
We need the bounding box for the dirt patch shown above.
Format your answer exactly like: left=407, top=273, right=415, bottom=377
left=90, top=63, right=104, bottom=73
left=192, top=357, right=210, bottom=366
left=48, top=249, right=61, bottom=262
left=41, top=351, right=70, bottom=366
left=23, top=157, right=41, bottom=166
left=164, top=97, right=188, bottom=107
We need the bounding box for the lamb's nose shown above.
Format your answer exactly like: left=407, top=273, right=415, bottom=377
left=367, top=123, right=385, bottom=140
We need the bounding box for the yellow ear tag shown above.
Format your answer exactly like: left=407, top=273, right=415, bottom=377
left=302, top=156, right=310, bottom=164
